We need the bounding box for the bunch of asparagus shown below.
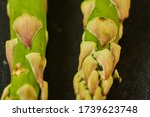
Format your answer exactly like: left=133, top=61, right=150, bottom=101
left=1, top=0, right=48, bottom=100
left=73, top=0, right=131, bottom=100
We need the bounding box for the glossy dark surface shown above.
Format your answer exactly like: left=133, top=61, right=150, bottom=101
left=0, top=0, right=150, bottom=99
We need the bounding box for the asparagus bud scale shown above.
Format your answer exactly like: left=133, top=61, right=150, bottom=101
left=73, top=0, right=131, bottom=100
left=1, top=0, right=48, bottom=100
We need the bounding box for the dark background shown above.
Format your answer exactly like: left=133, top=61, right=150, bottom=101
left=0, top=0, right=150, bottom=100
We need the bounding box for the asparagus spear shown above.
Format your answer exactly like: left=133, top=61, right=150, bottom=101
left=73, top=0, right=131, bottom=100
left=1, top=0, right=48, bottom=100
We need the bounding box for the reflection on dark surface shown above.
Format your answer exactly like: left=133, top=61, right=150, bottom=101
left=0, top=0, right=150, bottom=99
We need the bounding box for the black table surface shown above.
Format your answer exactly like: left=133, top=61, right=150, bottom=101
left=0, top=0, right=150, bottom=100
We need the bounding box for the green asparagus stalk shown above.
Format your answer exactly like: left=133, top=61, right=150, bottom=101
left=1, top=0, right=48, bottom=100
left=73, top=0, right=131, bottom=100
